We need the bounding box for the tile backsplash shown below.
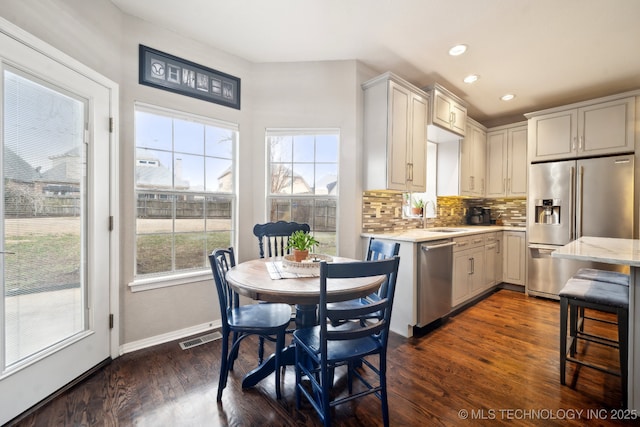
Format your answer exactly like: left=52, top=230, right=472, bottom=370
left=362, top=191, right=527, bottom=233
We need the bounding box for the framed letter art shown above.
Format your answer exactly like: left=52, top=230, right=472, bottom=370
left=139, top=45, right=241, bottom=110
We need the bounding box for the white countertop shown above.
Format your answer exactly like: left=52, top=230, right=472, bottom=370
left=361, top=225, right=525, bottom=243
left=551, top=236, right=640, bottom=267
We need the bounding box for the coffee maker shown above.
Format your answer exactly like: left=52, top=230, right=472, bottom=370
left=467, top=207, right=483, bottom=225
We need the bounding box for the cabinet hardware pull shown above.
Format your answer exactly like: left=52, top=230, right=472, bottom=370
left=579, top=136, right=583, bottom=150
left=572, top=136, right=577, bottom=151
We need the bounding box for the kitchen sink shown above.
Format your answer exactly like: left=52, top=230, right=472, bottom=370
left=429, top=228, right=469, bottom=233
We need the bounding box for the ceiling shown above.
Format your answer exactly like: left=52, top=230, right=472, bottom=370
left=109, top=0, right=640, bottom=126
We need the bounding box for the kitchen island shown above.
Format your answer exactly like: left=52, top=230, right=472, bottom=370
left=552, top=236, right=640, bottom=411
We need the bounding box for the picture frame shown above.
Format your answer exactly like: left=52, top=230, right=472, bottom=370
left=139, top=45, right=241, bottom=110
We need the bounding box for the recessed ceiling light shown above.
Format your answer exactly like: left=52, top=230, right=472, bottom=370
left=463, top=74, right=479, bottom=84
left=448, top=44, right=467, bottom=56
left=501, top=94, right=515, bottom=101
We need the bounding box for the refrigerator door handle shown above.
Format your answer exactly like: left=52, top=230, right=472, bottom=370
left=570, top=166, right=576, bottom=241
left=577, top=165, right=584, bottom=238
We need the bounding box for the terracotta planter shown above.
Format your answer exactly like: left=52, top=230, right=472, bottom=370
left=411, top=207, right=423, bottom=216
left=293, top=249, right=309, bottom=262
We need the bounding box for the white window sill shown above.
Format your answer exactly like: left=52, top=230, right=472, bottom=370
left=128, top=269, right=212, bottom=292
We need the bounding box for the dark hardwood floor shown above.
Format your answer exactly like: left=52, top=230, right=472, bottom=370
left=10, top=289, right=638, bottom=426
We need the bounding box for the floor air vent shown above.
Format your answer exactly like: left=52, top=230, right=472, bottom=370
left=179, top=331, right=222, bottom=350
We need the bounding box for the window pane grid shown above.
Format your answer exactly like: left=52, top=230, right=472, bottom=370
left=267, top=130, right=338, bottom=255
left=135, top=105, right=235, bottom=277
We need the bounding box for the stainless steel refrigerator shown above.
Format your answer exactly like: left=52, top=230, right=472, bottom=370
left=527, top=155, right=634, bottom=299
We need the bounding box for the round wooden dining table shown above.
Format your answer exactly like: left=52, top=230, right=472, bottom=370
left=225, top=256, right=386, bottom=388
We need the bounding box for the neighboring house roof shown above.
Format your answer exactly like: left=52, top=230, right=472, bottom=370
left=3, top=148, right=40, bottom=183
left=316, top=174, right=337, bottom=195
left=41, top=162, right=76, bottom=184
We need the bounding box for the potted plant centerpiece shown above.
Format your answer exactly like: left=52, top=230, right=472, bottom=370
left=286, top=230, right=320, bottom=262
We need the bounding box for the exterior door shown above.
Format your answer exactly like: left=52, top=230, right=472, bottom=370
left=0, top=27, right=112, bottom=424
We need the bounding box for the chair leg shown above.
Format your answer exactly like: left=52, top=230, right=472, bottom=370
left=229, top=332, right=240, bottom=370
left=217, top=331, right=230, bottom=401
left=380, top=352, right=390, bottom=427
left=295, top=341, right=302, bottom=409
left=560, top=297, right=568, bottom=385
left=618, top=307, right=629, bottom=409
left=321, top=362, right=331, bottom=427
left=275, top=331, right=284, bottom=399
left=259, top=336, right=265, bottom=364
left=569, top=303, right=578, bottom=356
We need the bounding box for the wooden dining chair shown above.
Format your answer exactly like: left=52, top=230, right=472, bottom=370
left=252, top=221, right=310, bottom=361
left=208, top=247, right=292, bottom=401
left=326, top=238, right=400, bottom=325
left=293, top=256, right=400, bottom=427
left=253, top=220, right=311, bottom=258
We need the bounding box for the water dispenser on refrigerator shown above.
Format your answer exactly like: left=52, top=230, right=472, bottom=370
left=535, top=199, right=560, bottom=225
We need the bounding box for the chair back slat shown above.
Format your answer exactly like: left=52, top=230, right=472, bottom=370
left=253, top=221, right=311, bottom=258
left=319, top=257, right=400, bottom=350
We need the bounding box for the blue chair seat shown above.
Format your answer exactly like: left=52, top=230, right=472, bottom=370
left=229, top=304, right=293, bottom=334
left=293, top=323, right=383, bottom=362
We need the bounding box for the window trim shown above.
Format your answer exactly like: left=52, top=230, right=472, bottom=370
left=132, top=102, right=237, bottom=288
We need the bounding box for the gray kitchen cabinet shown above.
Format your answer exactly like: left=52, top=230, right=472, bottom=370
left=486, top=122, right=527, bottom=197
left=484, top=232, right=499, bottom=287
left=526, top=96, right=635, bottom=162
left=460, top=119, right=486, bottom=197
left=452, top=234, right=486, bottom=307
left=425, top=82, right=467, bottom=137
left=503, top=231, right=526, bottom=285
left=363, top=72, right=428, bottom=191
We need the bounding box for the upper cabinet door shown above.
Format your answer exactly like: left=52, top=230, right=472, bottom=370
left=528, top=96, right=635, bottom=162
left=579, top=97, right=635, bottom=157
left=388, top=81, right=411, bottom=190
left=507, top=126, right=528, bottom=196
left=528, top=109, right=577, bottom=161
left=433, top=91, right=455, bottom=130
left=485, top=130, right=507, bottom=197
left=362, top=72, right=428, bottom=192
left=408, top=92, right=428, bottom=191
left=428, top=84, right=467, bottom=137
left=451, top=103, right=467, bottom=136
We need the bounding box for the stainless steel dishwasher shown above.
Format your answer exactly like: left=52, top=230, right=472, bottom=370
left=417, top=239, right=456, bottom=327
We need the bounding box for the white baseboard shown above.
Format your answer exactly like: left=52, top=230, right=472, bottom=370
left=119, top=320, right=223, bottom=355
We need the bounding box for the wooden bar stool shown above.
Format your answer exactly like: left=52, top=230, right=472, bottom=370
left=559, top=278, right=628, bottom=408
left=571, top=268, right=629, bottom=330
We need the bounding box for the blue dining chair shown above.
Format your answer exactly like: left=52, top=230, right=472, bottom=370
left=252, top=221, right=310, bottom=361
left=208, top=247, right=292, bottom=401
left=326, top=238, right=400, bottom=325
left=293, top=256, right=400, bottom=427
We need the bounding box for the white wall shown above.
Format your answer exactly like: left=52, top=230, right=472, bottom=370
left=0, top=0, right=379, bottom=349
